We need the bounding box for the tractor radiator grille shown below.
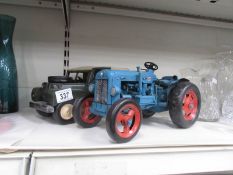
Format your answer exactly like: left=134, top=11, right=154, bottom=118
left=95, top=79, right=108, bottom=104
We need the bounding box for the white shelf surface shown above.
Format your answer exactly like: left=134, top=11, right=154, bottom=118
left=0, top=108, right=233, bottom=151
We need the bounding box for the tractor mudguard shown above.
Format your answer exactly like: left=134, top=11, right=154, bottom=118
left=177, top=78, right=190, bottom=83
left=167, top=78, right=190, bottom=97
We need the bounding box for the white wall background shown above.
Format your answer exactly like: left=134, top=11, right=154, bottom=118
left=0, top=4, right=233, bottom=108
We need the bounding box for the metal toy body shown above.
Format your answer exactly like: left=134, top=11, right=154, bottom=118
left=91, top=68, right=177, bottom=116
left=73, top=62, right=201, bottom=143
left=30, top=67, right=109, bottom=124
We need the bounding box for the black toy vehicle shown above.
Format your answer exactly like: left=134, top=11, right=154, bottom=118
left=30, top=66, right=110, bottom=124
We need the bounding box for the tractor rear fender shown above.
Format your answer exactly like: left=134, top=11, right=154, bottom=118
left=167, top=78, right=190, bottom=99
left=177, top=78, right=190, bottom=83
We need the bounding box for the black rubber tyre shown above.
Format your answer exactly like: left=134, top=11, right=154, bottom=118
left=106, top=98, right=142, bottom=143
left=36, top=110, right=52, bottom=117
left=48, top=76, right=72, bottom=83
left=73, top=96, right=102, bottom=128
left=168, top=81, right=201, bottom=128
left=142, top=110, right=155, bottom=118
left=53, top=100, right=74, bottom=125
left=31, top=88, right=43, bottom=101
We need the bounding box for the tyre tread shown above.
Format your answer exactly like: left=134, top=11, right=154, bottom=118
left=168, top=81, right=201, bottom=128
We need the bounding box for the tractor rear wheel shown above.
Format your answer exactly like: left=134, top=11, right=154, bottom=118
left=106, top=98, right=142, bottom=143
left=168, top=81, right=201, bottom=128
left=142, top=110, right=155, bottom=118
left=73, top=96, right=102, bottom=128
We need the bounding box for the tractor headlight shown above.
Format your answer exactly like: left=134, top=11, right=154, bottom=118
left=88, top=83, right=95, bottom=93
left=111, top=86, right=120, bottom=96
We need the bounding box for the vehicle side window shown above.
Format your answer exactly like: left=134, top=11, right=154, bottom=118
left=69, top=73, right=75, bottom=80
left=75, top=72, right=88, bottom=83
left=88, top=71, right=94, bottom=83
left=87, top=69, right=100, bottom=83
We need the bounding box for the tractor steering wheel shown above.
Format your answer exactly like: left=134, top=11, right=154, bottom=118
left=144, top=62, right=158, bottom=71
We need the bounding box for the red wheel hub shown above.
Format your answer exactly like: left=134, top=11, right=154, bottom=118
left=182, top=90, right=198, bottom=121
left=115, top=104, right=141, bottom=138
left=80, top=98, right=100, bottom=124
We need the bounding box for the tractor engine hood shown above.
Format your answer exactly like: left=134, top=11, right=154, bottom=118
left=95, top=69, right=157, bottom=82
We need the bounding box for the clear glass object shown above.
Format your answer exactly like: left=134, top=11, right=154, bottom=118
left=216, top=52, right=233, bottom=105
left=222, top=91, right=233, bottom=122
left=181, top=52, right=233, bottom=122
left=216, top=52, right=233, bottom=122
left=0, top=14, right=18, bottom=113
left=199, top=75, right=220, bottom=122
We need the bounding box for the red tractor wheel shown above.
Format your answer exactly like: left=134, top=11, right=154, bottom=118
left=106, top=98, right=142, bottom=143
left=168, top=81, right=201, bottom=128
left=73, top=96, right=102, bottom=128
left=182, top=90, right=199, bottom=121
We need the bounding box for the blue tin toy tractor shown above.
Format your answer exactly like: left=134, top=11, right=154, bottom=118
left=73, top=62, right=201, bottom=143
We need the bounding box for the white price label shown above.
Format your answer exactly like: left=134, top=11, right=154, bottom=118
left=55, top=88, right=73, bottom=103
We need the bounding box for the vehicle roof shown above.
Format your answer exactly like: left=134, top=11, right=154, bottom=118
left=68, top=66, right=106, bottom=72
left=68, top=66, right=128, bottom=73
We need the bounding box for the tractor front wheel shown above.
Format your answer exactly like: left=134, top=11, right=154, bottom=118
left=73, top=96, right=102, bottom=128
left=168, top=81, right=201, bottom=128
left=106, top=98, right=142, bottom=143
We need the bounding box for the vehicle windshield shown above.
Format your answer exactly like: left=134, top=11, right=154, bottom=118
left=68, top=71, right=89, bottom=83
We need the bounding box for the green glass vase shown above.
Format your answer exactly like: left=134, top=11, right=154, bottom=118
left=0, top=15, right=18, bottom=113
